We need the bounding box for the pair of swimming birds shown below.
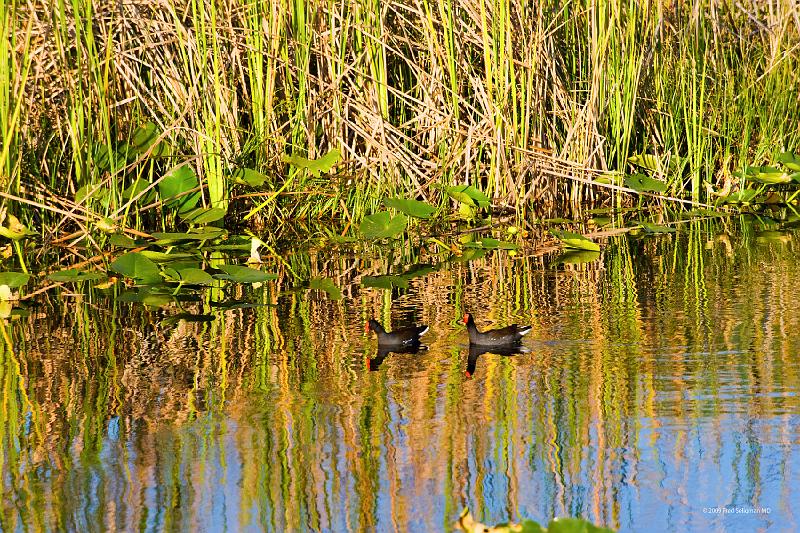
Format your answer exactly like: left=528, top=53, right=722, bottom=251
left=365, top=313, right=532, bottom=347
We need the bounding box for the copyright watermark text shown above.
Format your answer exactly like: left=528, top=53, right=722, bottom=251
left=703, top=507, right=771, bottom=515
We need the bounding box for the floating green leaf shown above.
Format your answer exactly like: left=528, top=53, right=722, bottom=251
left=639, top=221, right=676, bottom=234
left=550, top=229, right=601, bottom=251
left=383, top=198, right=437, bottom=219
left=215, top=264, right=277, bottom=283
left=230, top=167, right=269, bottom=187
left=0, top=214, right=34, bottom=241
left=556, top=250, right=601, bottom=264
left=624, top=173, right=668, bottom=193
left=359, top=211, right=407, bottom=239
left=139, top=251, right=196, bottom=263
left=151, top=227, right=226, bottom=244
left=736, top=165, right=793, bottom=185
left=777, top=152, right=800, bottom=172
left=109, top=252, right=161, bottom=284
left=463, top=237, right=517, bottom=250
left=283, top=148, right=341, bottom=177
left=445, top=185, right=491, bottom=208
left=722, top=189, right=760, bottom=204
left=179, top=207, right=227, bottom=225
left=129, top=121, right=170, bottom=157
left=309, top=277, right=342, bottom=300
left=109, top=234, right=140, bottom=248
left=163, top=267, right=215, bottom=286
left=159, top=164, right=200, bottom=212
left=47, top=269, right=107, bottom=282
left=0, top=272, right=30, bottom=288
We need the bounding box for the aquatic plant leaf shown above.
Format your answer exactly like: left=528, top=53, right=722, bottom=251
left=139, top=251, right=196, bottom=263
left=446, top=185, right=491, bottom=208
left=639, top=222, right=676, bottom=234
left=627, top=153, right=662, bottom=172
left=129, top=121, right=170, bottom=156
left=520, top=520, right=546, bottom=533
left=164, top=267, right=214, bottom=285
left=283, top=148, right=341, bottom=177
left=0, top=214, right=34, bottom=241
left=383, top=198, right=436, bottom=219
left=359, top=211, right=407, bottom=239
left=736, top=165, right=793, bottom=184
left=119, top=289, right=174, bottom=307
left=722, top=189, right=760, bottom=204
left=309, top=277, right=342, bottom=300
left=122, top=179, right=155, bottom=202
left=550, top=230, right=601, bottom=251
left=93, top=143, right=122, bottom=171
left=110, top=252, right=161, bottom=284
left=624, top=173, right=668, bottom=193
left=215, top=264, right=276, bottom=283
left=109, top=234, right=140, bottom=248
left=47, top=269, right=107, bottom=282
left=777, top=152, right=800, bottom=172
left=556, top=250, right=601, bottom=264
left=151, top=227, right=226, bottom=243
left=547, top=517, right=615, bottom=533
left=179, top=207, right=227, bottom=224
left=159, top=164, right=200, bottom=212
left=230, top=167, right=269, bottom=187
left=0, top=272, right=30, bottom=288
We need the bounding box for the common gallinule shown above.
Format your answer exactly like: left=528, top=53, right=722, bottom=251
left=366, top=344, right=427, bottom=371
left=462, top=313, right=532, bottom=346
left=365, top=319, right=429, bottom=347
left=465, top=343, right=530, bottom=378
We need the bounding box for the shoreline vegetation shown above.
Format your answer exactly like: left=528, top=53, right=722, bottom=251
left=0, top=1, right=799, bottom=295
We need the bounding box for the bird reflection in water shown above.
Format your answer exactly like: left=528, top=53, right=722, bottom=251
left=366, top=344, right=428, bottom=371
left=465, top=344, right=530, bottom=378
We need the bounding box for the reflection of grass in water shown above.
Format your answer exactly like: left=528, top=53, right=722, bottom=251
left=3, top=227, right=800, bottom=529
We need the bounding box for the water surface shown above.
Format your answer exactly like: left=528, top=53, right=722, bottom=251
left=2, top=225, right=799, bottom=532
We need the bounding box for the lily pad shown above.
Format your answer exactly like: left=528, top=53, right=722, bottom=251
left=624, top=173, right=668, bottom=193
left=777, top=151, right=800, bottom=172
left=215, top=264, right=277, bottom=283
left=550, top=230, right=601, bottom=251
left=445, top=185, right=491, bottom=208
left=736, top=165, right=794, bottom=185
left=152, top=227, right=226, bottom=244
left=383, top=198, right=436, bottom=219
left=159, top=164, right=200, bottom=212
left=129, top=121, right=170, bottom=157
left=179, top=207, right=227, bottom=225
left=0, top=215, right=34, bottom=241
left=722, top=189, right=760, bottom=204
left=163, top=267, right=215, bottom=286
left=230, top=167, right=269, bottom=187
left=639, top=221, right=676, bottom=234
left=139, top=251, right=197, bottom=263
left=359, top=211, right=407, bottom=239
left=283, top=148, right=341, bottom=177
left=555, top=250, right=601, bottom=264
left=309, top=277, right=342, bottom=300
left=47, top=269, right=107, bottom=282
left=109, top=252, right=161, bottom=284
left=0, top=272, right=30, bottom=288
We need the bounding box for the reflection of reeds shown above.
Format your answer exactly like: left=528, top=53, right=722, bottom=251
left=3, top=226, right=800, bottom=529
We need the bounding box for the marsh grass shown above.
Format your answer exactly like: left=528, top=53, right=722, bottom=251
left=4, top=0, right=800, bottom=234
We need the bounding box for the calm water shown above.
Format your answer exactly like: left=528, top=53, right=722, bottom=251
left=2, top=224, right=800, bottom=532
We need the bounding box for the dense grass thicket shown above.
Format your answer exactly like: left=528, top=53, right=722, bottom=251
left=3, top=0, right=800, bottom=231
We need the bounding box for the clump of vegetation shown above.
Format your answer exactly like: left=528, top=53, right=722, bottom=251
left=454, top=508, right=614, bottom=533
